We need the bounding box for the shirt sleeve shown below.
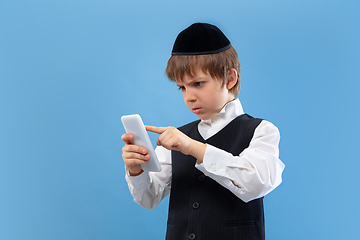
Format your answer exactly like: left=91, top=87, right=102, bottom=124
left=125, top=146, right=172, bottom=209
left=195, top=120, right=285, bottom=203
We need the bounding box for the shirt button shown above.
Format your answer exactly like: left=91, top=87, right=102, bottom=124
left=211, top=164, right=217, bottom=172
left=198, top=175, right=206, bottom=182
left=192, top=202, right=200, bottom=209
left=188, top=233, right=196, bottom=240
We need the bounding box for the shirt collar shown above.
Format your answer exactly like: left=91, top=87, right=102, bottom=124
left=200, top=98, right=244, bottom=126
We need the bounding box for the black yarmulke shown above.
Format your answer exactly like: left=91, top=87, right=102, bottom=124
left=171, top=23, right=231, bottom=55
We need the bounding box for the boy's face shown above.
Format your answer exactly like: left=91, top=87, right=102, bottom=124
left=176, top=69, right=235, bottom=120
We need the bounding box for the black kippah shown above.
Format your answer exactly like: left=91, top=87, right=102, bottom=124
left=171, top=23, right=231, bottom=55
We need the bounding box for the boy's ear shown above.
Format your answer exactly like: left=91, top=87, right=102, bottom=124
left=226, top=68, right=238, bottom=90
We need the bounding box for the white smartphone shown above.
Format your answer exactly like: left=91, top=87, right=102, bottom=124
left=121, top=114, right=161, bottom=172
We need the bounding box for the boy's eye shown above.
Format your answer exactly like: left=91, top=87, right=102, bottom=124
left=178, top=86, right=185, bottom=91
left=194, top=82, right=204, bottom=87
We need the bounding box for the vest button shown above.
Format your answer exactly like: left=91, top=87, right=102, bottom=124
left=188, top=233, right=196, bottom=240
left=198, top=175, right=205, bottom=181
left=192, top=202, right=200, bottom=209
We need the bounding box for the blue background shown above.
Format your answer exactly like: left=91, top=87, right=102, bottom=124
left=1, top=0, right=359, bottom=239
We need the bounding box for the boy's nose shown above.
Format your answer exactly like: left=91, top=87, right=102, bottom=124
left=185, top=91, right=196, bottom=102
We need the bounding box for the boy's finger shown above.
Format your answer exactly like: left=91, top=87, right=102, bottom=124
left=123, top=151, right=150, bottom=161
left=145, top=125, right=168, bottom=134
left=124, top=145, right=148, bottom=155
left=121, top=133, right=134, bottom=144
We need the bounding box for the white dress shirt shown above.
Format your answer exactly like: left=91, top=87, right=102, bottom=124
left=125, top=99, right=285, bottom=208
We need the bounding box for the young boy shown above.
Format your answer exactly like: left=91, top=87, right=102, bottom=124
left=122, top=23, right=285, bottom=240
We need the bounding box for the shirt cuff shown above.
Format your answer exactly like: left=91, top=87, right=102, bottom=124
left=125, top=169, right=151, bottom=187
left=196, top=144, right=231, bottom=177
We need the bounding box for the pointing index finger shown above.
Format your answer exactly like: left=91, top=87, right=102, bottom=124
left=145, top=125, right=167, bottom=134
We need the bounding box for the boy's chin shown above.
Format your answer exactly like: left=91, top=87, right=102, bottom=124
left=195, top=113, right=215, bottom=121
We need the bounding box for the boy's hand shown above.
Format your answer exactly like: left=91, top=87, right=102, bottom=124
left=121, top=133, right=149, bottom=176
left=146, top=126, right=206, bottom=163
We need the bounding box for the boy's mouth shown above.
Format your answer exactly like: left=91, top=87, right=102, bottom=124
left=192, top=107, right=202, bottom=114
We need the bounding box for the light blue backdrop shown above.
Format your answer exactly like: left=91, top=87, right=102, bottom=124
left=1, top=0, right=359, bottom=239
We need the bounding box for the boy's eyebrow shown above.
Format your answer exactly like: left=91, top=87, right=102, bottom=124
left=176, top=80, right=184, bottom=86
left=176, top=76, right=206, bottom=86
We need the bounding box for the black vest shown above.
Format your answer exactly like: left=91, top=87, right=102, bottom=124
left=165, top=114, right=265, bottom=240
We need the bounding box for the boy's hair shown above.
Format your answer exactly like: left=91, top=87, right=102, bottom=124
left=165, top=46, right=241, bottom=96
